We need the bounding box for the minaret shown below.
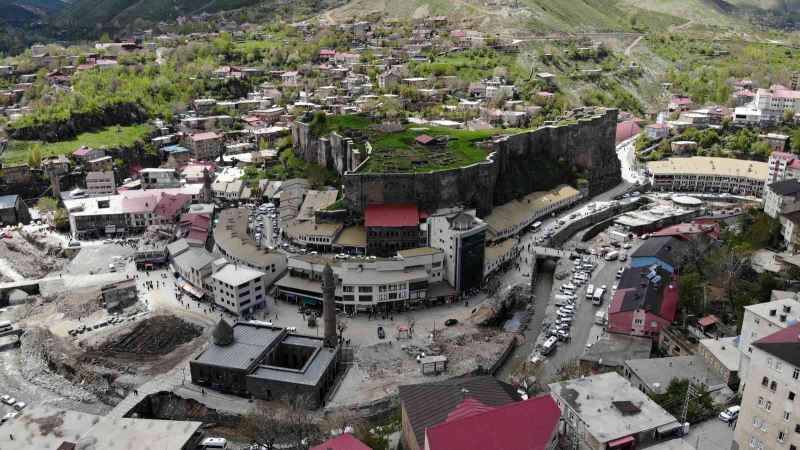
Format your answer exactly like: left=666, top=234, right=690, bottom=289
left=322, top=264, right=337, bottom=348
left=49, top=169, right=61, bottom=200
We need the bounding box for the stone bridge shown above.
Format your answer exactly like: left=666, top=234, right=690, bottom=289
left=0, top=279, right=42, bottom=307
left=532, top=246, right=570, bottom=261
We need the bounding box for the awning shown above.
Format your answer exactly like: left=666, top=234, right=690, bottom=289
left=656, top=421, right=682, bottom=434
left=304, top=298, right=319, bottom=306
left=180, top=281, right=205, bottom=299
left=608, top=436, right=636, bottom=448
left=105, top=225, right=116, bottom=233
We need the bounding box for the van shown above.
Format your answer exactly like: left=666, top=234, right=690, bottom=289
left=592, top=288, right=605, bottom=305
left=199, top=437, right=228, bottom=449
left=541, top=336, right=558, bottom=355
left=554, top=294, right=576, bottom=303
left=586, top=284, right=595, bottom=299
left=604, top=251, right=619, bottom=261
left=560, top=284, right=576, bottom=294
left=595, top=311, right=606, bottom=326
left=108, top=263, right=116, bottom=272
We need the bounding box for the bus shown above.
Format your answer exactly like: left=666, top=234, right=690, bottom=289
left=592, top=288, right=605, bottom=305
left=530, top=221, right=543, bottom=232
left=0, top=320, right=12, bottom=333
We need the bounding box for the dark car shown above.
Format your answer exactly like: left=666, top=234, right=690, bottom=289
left=377, top=326, right=385, bottom=339
left=444, top=319, right=458, bottom=327
left=610, top=241, right=621, bottom=248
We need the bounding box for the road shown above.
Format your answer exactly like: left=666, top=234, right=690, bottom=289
left=624, top=35, right=644, bottom=56
left=682, top=417, right=734, bottom=450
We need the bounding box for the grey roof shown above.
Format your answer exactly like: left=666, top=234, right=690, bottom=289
left=212, top=264, right=264, bottom=286
left=581, top=333, right=652, bottom=367
left=631, top=236, right=685, bottom=268
left=174, top=246, right=216, bottom=272
left=0, top=194, right=18, bottom=209
left=167, top=238, right=191, bottom=258
left=548, top=372, right=677, bottom=444
left=193, top=323, right=284, bottom=371
left=768, top=178, right=800, bottom=195
left=624, top=355, right=727, bottom=392
left=250, top=335, right=336, bottom=385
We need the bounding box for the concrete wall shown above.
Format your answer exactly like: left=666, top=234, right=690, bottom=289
left=292, top=110, right=620, bottom=218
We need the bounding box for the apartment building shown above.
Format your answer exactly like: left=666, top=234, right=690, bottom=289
left=766, top=152, right=800, bottom=186
left=209, top=259, right=268, bottom=316
left=733, top=322, right=800, bottom=450
left=737, top=297, right=800, bottom=393
left=760, top=133, right=790, bottom=152
left=755, top=86, right=800, bottom=123
left=85, top=171, right=116, bottom=197
left=140, top=168, right=182, bottom=189
left=647, top=157, right=768, bottom=197
left=766, top=179, right=800, bottom=219
left=427, top=210, right=487, bottom=292
left=186, top=131, right=223, bottom=161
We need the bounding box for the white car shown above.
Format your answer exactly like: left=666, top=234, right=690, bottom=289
left=1, top=395, right=16, bottom=405
left=1, top=412, right=17, bottom=423
left=719, top=405, right=740, bottom=423
left=13, top=402, right=26, bottom=411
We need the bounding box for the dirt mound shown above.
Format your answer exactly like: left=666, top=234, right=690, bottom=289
left=55, top=286, right=102, bottom=319
left=0, top=232, right=64, bottom=279
left=101, top=315, right=203, bottom=355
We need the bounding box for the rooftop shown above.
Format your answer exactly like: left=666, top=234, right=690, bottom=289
left=193, top=322, right=284, bottom=371
left=699, top=336, right=741, bottom=371
left=581, top=333, right=652, bottom=367
left=364, top=203, right=420, bottom=228
left=744, top=298, right=800, bottom=326
left=484, top=185, right=581, bottom=235
left=212, top=263, right=264, bottom=287
left=753, top=321, right=800, bottom=367
left=647, top=157, right=767, bottom=179
left=625, top=355, right=727, bottom=392
left=631, top=236, right=686, bottom=269
left=768, top=178, right=800, bottom=196
left=214, top=208, right=285, bottom=269
left=548, top=372, right=677, bottom=444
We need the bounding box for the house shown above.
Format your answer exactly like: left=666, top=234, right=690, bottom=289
left=378, top=71, right=400, bottom=90
left=732, top=321, right=800, bottom=450
left=2, top=164, right=31, bottom=184
left=85, top=171, right=116, bottom=197
left=73, top=146, right=105, bottom=163
left=0, top=194, right=31, bottom=225
left=310, top=434, right=371, bottom=450
left=766, top=151, right=800, bottom=185
left=630, top=236, right=686, bottom=273
left=141, top=168, right=182, bottom=190
left=86, top=156, right=113, bottom=172
left=364, top=204, right=423, bottom=257
left=759, top=133, right=790, bottom=152
left=615, top=118, right=642, bottom=143
left=607, top=265, right=679, bottom=339
left=644, top=123, right=670, bottom=140
left=186, top=132, right=223, bottom=161
left=697, top=336, right=740, bottom=385
left=670, top=140, right=697, bottom=156
left=398, top=375, right=521, bottom=450
left=668, top=95, right=693, bottom=111
left=623, top=355, right=731, bottom=399
left=549, top=372, right=679, bottom=450
left=209, top=259, right=268, bottom=316
left=42, top=155, right=70, bottom=176
left=424, top=395, right=560, bottom=450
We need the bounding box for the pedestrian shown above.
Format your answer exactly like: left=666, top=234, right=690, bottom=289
left=201, top=389, right=205, bottom=396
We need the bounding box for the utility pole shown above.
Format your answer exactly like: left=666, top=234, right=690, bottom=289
left=681, top=381, right=695, bottom=425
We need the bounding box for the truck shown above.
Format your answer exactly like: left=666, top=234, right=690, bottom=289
left=604, top=250, right=619, bottom=261
left=592, top=288, right=605, bottom=305
left=595, top=311, right=606, bottom=326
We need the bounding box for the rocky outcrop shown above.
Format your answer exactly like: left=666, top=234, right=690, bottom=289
left=8, top=101, right=149, bottom=142
left=293, top=109, right=621, bottom=218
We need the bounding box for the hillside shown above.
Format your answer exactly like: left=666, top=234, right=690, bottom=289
left=0, top=0, right=70, bottom=24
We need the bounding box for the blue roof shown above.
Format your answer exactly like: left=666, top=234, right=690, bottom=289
left=162, top=145, right=189, bottom=154
left=0, top=195, right=18, bottom=209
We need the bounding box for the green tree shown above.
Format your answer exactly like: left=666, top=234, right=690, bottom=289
left=36, top=197, right=57, bottom=213
left=27, top=144, right=42, bottom=168
left=782, top=108, right=795, bottom=124
left=678, top=271, right=704, bottom=314
left=53, top=208, right=70, bottom=232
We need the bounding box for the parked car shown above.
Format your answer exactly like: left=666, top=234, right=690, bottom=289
left=1, top=395, right=15, bottom=405
left=444, top=319, right=458, bottom=326
left=1, top=412, right=17, bottom=424
left=719, top=405, right=740, bottom=423
left=377, top=326, right=385, bottom=339
left=13, top=402, right=26, bottom=411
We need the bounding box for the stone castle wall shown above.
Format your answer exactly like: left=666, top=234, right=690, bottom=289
left=293, top=109, right=621, bottom=217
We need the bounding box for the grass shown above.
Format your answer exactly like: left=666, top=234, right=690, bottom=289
left=3, top=124, right=150, bottom=164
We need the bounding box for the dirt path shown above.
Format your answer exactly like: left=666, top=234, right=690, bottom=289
left=451, top=0, right=496, bottom=15
left=324, top=9, right=337, bottom=25
left=624, top=35, right=643, bottom=56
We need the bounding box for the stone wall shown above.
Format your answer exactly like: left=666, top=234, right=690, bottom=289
left=293, top=109, right=621, bottom=218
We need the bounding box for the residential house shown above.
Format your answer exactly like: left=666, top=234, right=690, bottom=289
left=767, top=151, right=800, bottom=185
left=608, top=265, right=679, bottom=339
left=2, top=164, right=31, bottom=184
left=85, top=171, right=116, bottom=197
left=698, top=337, right=741, bottom=385
left=0, top=194, right=31, bottom=225
left=186, top=132, right=223, bottom=161
left=73, top=146, right=104, bottom=163
left=86, top=156, right=113, bottom=172
left=630, top=236, right=687, bottom=274
left=759, top=133, right=790, bottom=152
left=645, top=123, right=670, bottom=141
left=141, top=168, right=182, bottom=190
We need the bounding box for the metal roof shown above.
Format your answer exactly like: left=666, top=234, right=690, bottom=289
left=193, top=323, right=284, bottom=371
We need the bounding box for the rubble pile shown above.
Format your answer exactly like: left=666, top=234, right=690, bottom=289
left=55, top=287, right=102, bottom=319
left=429, top=329, right=516, bottom=374
left=100, top=315, right=202, bottom=355
left=19, top=328, right=99, bottom=403
left=0, top=233, right=64, bottom=279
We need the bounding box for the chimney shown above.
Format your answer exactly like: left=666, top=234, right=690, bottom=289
left=770, top=309, right=777, bottom=316
left=781, top=314, right=787, bottom=323
left=321, top=264, right=337, bottom=348
left=784, top=305, right=792, bottom=313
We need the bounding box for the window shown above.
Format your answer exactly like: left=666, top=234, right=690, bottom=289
left=776, top=362, right=783, bottom=372
left=358, top=286, right=373, bottom=293
left=790, top=392, right=796, bottom=401
left=779, top=431, right=785, bottom=442
left=767, top=401, right=773, bottom=411
left=378, top=285, right=387, bottom=292
left=763, top=377, right=770, bottom=387
left=794, top=368, right=799, bottom=380
left=785, top=411, right=791, bottom=422
left=634, top=318, right=643, bottom=325
left=795, top=424, right=800, bottom=434
left=758, top=397, right=765, bottom=407
left=768, top=358, right=775, bottom=368
left=343, top=286, right=354, bottom=293
left=771, top=381, right=778, bottom=392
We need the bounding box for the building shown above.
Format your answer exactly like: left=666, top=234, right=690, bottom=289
left=364, top=204, right=424, bottom=256
left=644, top=123, right=670, bottom=140
left=736, top=296, right=800, bottom=393
left=427, top=210, right=487, bottom=292
left=732, top=321, right=800, bottom=450
left=189, top=320, right=340, bottom=408
left=209, top=259, right=268, bottom=316
left=424, top=395, right=560, bottom=450
left=623, top=355, right=731, bottom=400
left=648, top=157, right=768, bottom=196
left=168, top=239, right=217, bottom=299
left=607, top=265, right=679, bottom=339
left=759, top=133, right=790, bottom=152
left=212, top=179, right=245, bottom=201
left=0, top=404, right=203, bottom=450
left=42, top=154, right=70, bottom=176
left=549, top=372, right=679, bottom=450
left=766, top=151, right=800, bottom=185
left=73, top=146, right=104, bottom=162
left=186, top=131, right=223, bottom=161
left=213, top=208, right=287, bottom=280
left=0, top=194, right=31, bottom=225
left=311, top=434, right=371, bottom=450
left=484, top=184, right=584, bottom=241
left=698, top=336, right=740, bottom=385
left=398, top=375, right=521, bottom=450
left=630, top=236, right=686, bottom=274
left=100, top=279, right=138, bottom=311
left=86, top=155, right=113, bottom=172
left=2, top=164, right=31, bottom=184
left=764, top=178, right=800, bottom=218
left=141, top=168, right=182, bottom=189
left=275, top=249, right=449, bottom=314
left=85, top=171, right=116, bottom=196
left=754, top=86, right=800, bottom=123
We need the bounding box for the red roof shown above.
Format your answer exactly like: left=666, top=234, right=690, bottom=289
left=616, top=119, right=642, bottom=143
left=424, top=395, right=560, bottom=450
left=416, top=134, right=435, bottom=145
left=364, top=204, right=420, bottom=227
left=697, top=315, right=718, bottom=327
left=73, top=146, right=95, bottom=157
left=651, top=222, right=720, bottom=241
left=154, top=193, right=192, bottom=218
left=310, top=433, right=371, bottom=450
left=754, top=321, right=800, bottom=345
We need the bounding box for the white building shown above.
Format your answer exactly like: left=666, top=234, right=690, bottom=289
left=733, top=321, right=800, bottom=450
left=767, top=151, right=800, bottom=186
left=85, top=171, right=116, bottom=197
left=764, top=179, right=800, bottom=218
left=737, top=295, right=800, bottom=393
left=427, top=210, right=488, bottom=292
left=648, top=157, right=768, bottom=197
left=755, top=86, right=800, bottom=123
left=210, top=259, right=268, bottom=315
left=140, top=168, right=182, bottom=189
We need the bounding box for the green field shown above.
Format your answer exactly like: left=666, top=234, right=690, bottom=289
left=3, top=124, right=150, bottom=164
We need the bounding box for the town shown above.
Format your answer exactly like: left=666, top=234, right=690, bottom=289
left=2, top=2, right=800, bottom=449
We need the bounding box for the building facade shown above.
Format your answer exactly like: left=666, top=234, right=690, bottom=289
left=427, top=210, right=487, bottom=292
left=85, top=171, right=116, bottom=197
left=210, top=260, right=268, bottom=316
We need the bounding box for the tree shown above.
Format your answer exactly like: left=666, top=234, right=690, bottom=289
left=336, top=317, right=350, bottom=343
left=36, top=197, right=57, bottom=214
left=53, top=208, right=70, bottom=232
left=678, top=271, right=704, bottom=315
left=27, top=143, right=42, bottom=168
left=237, top=396, right=323, bottom=450
left=782, top=108, right=795, bottom=124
